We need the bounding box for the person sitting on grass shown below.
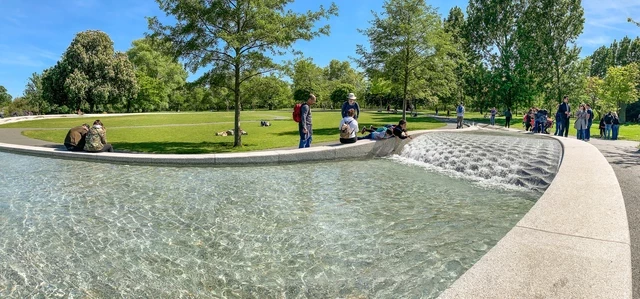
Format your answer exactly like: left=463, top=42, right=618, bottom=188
left=358, top=128, right=394, bottom=141
left=339, top=109, right=359, bottom=144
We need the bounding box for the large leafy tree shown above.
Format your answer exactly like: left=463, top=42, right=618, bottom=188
left=41, top=30, right=138, bottom=113
left=519, top=0, right=584, bottom=104
left=242, top=75, right=291, bottom=110
left=22, top=73, right=49, bottom=114
left=466, top=0, right=524, bottom=109
left=601, top=63, right=640, bottom=123
left=148, top=0, right=338, bottom=147
left=0, top=85, right=12, bottom=107
left=357, top=0, right=457, bottom=120
left=126, top=38, right=188, bottom=112
left=289, top=57, right=327, bottom=105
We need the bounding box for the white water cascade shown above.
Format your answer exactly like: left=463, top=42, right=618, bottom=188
left=393, top=131, right=563, bottom=193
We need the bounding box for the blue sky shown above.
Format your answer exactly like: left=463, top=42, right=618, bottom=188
left=1, top=0, right=639, bottom=98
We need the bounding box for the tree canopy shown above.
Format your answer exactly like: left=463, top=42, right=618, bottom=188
left=357, top=0, right=457, bottom=119
left=41, top=30, right=139, bottom=113
left=0, top=85, right=12, bottom=108
left=148, top=0, right=338, bottom=147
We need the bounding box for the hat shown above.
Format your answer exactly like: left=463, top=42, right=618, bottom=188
left=347, top=93, right=357, bottom=100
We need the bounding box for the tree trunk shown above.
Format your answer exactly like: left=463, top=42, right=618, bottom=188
left=620, top=102, right=628, bottom=123
left=233, top=64, right=242, bottom=147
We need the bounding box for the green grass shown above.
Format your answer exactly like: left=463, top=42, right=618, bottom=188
left=16, top=111, right=446, bottom=154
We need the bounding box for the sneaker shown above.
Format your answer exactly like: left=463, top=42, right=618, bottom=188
left=360, top=126, right=366, bottom=134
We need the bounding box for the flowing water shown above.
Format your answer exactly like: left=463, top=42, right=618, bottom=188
left=0, top=132, right=556, bottom=298
left=393, top=131, right=562, bottom=193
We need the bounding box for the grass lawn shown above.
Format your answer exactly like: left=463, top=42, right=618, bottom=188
left=6, top=110, right=445, bottom=154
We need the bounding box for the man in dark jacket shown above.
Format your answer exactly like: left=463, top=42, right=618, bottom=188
left=556, top=96, right=571, bottom=137
left=64, top=124, right=89, bottom=151
left=393, top=119, right=412, bottom=139
left=299, top=94, right=316, bottom=148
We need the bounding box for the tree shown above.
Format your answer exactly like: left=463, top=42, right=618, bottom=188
left=41, top=30, right=138, bottom=113
left=289, top=57, right=328, bottom=106
left=22, top=73, right=49, bottom=114
left=519, top=0, right=584, bottom=104
left=601, top=63, right=640, bottom=123
left=126, top=38, right=187, bottom=112
left=0, top=85, right=11, bottom=107
left=148, top=0, right=338, bottom=147
left=330, top=83, right=355, bottom=106
left=242, top=75, right=291, bottom=110
left=582, top=76, right=604, bottom=117
left=357, top=0, right=456, bottom=120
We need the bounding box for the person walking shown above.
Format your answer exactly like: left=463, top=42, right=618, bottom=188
left=84, top=120, right=114, bottom=152
left=299, top=94, right=316, bottom=148
left=64, top=123, right=89, bottom=151
left=456, top=102, right=465, bottom=129
left=341, top=93, right=360, bottom=120
left=612, top=112, right=620, bottom=140
left=603, top=111, right=613, bottom=139
left=490, top=107, right=497, bottom=126
left=557, top=96, right=571, bottom=137
left=574, top=104, right=588, bottom=141
left=585, top=104, right=594, bottom=141
left=504, top=108, right=512, bottom=128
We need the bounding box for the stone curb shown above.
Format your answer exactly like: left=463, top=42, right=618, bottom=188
left=439, top=133, right=631, bottom=298
left=0, top=126, right=477, bottom=166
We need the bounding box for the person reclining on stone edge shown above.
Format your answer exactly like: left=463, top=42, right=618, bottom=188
left=64, top=123, right=89, bottom=151
left=358, top=128, right=394, bottom=141
left=392, top=119, right=412, bottom=139
left=360, top=120, right=412, bottom=140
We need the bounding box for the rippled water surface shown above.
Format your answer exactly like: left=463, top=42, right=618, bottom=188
left=395, top=131, right=562, bottom=193
left=0, top=147, right=538, bottom=298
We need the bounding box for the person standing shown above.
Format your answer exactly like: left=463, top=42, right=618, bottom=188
left=612, top=112, right=620, bottom=140
left=574, top=104, right=588, bottom=140
left=603, top=111, right=613, bottom=139
left=456, top=102, right=465, bottom=129
left=490, top=107, right=497, bottom=126
left=84, top=120, right=114, bottom=152
left=299, top=94, right=316, bottom=148
left=554, top=104, right=562, bottom=135
left=341, top=93, right=360, bottom=120
left=585, top=104, right=594, bottom=141
left=557, top=96, right=571, bottom=137
left=504, top=108, right=512, bottom=128
left=63, top=123, right=89, bottom=151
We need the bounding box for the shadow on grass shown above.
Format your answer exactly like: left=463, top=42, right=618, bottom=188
left=368, top=114, right=442, bottom=124
left=112, top=141, right=259, bottom=154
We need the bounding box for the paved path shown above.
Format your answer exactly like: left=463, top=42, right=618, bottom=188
left=589, top=138, right=640, bottom=299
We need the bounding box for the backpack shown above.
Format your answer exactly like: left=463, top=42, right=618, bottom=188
left=457, top=105, right=463, bottom=114
left=293, top=103, right=303, bottom=122
left=340, top=120, right=353, bottom=139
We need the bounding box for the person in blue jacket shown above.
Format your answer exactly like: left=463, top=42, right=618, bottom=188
left=341, top=93, right=360, bottom=120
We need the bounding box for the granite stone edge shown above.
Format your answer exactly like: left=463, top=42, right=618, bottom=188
left=438, top=133, right=631, bottom=299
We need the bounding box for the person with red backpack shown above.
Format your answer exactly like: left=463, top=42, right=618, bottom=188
left=294, top=94, right=316, bottom=148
